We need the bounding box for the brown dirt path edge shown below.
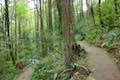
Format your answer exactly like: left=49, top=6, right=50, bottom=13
left=16, top=67, right=33, bottom=80
left=79, top=41, right=120, bottom=80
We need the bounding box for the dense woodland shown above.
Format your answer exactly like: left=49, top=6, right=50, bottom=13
left=0, top=0, right=120, bottom=80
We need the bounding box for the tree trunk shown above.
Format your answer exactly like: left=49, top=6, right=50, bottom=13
left=48, top=0, right=53, bottom=51
left=90, top=4, right=95, bottom=24
left=5, top=0, right=16, bottom=65
left=61, top=0, right=76, bottom=67
left=0, top=4, right=4, bottom=47
left=114, top=0, right=118, bottom=14
left=56, top=0, right=62, bottom=26
left=14, top=0, right=17, bottom=62
left=39, top=0, right=47, bottom=56
left=56, top=0, right=63, bottom=50
left=34, top=0, right=40, bottom=49
left=18, top=18, right=21, bottom=40
left=98, top=0, right=104, bottom=28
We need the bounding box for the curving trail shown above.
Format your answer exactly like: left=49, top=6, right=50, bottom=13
left=16, top=67, right=33, bottom=80
left=79, top=41, right=120, bottom=80
left=15, top=41, right=120, bottom=80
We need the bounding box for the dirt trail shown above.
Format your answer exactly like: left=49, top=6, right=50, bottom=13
left=16, top=67, right=33, bottom=80
left=80, top=41, right=120, bottom=80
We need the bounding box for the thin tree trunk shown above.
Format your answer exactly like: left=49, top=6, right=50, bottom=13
left=98, top=0, right=104, bottom=28
left=114, top=0, right=118, bottom=14
left=18, top=18, right=21, bottom=40
left=56, top=0, right=62, bottom=26
left=14, top=0, right=17, bottom=63
left=90, top=4, right=95, bottom=24
left=0, top=4, right=3, bottom=47
left=5, top=0, right=16, bottom=65
left=39, top=0, right=46, bottom=56
left=34, top=0, right=40, bottom=49
left=48, top=0, right=53, bottom=51
left=56, top=0, right=63, bottom=50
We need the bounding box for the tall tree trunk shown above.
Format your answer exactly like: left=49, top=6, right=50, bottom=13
left=34, top=0, right=40, bottom=49
left=56, top=0, right=63, bottom=50
left=5, top=0, right=16, bottom=64
left=56, top=0, right=62, bottom=25
left=90, top=4, right=95, bottom=24
left=18, top=18, right=21, bottom=40
left=39, top=0, right=47, bottom=56
left=0, top=4, right=4, bottom=47
left=98, top=0, right=104, bottom=28
left=14, top=0, right=17, bottom=63
left=114, top=0, right=118, bottom=14
left=48, top=0, right=53, bottom=51
left=61, top=0, right=76, bottom=67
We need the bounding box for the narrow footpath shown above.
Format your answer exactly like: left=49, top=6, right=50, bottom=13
left=80, top=41, right=120, bottom=80
left=16, top=67, right=33, bottom=80
left=16, top=41, right=120, bottom=80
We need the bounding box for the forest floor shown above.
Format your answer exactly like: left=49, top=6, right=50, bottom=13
left=16, top=41, right=120, bottom=80
left=79, top=41, right=120, bottom=80
left=16, top=67, right=33, bottom=80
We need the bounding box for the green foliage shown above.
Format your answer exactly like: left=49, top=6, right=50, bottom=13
left=14, top=0, right=30, bottom=18
left=103, top=28, right=120, bottom=48
left=80, top=47, right=87, bottom=58
left=2, top=0, right=120, bottom=80
left=31, top=45, right=88, bottom=80
left=31, top=54, right=65, bottom=80
left=76, top=0, right=120, bottom=46
left=0, top=53, right=19, bottom=80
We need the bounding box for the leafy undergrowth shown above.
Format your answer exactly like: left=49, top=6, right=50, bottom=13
left=69, top=61, right=91, bottom=80
left=0, top=54, right=19, bottom=80
left=31, top=47, right=91, bottom=80
left=0, top=48, right=32, bottom=80
left=107, top=43, right=120, bottom=69
left=84, top=27, right=120, bottom=70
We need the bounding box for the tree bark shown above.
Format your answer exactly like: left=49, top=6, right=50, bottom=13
left=61, top=0, right=76, bottom=67
left=114, top=0, right=118, bottom=14
left=48, top=0, right=53, bottom=51
left=56, top=0, right=62, bottom=25
left=0, top=4, right=4, bottom=47
left=39, top=0, right=47, bottom=56
left=34, top=0, right=40, bottom=49
left=5, top=0, right=16, bottom=65
left=98, top=0, right=104, bottom=28
left=14, top=0, right=17, bottom=62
